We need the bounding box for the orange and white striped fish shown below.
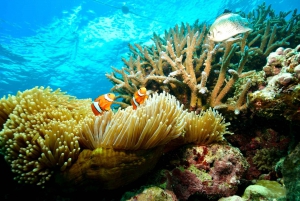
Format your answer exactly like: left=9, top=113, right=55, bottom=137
left=91, top=93, right=115, bottom=116
left=131, top=87, right=148, bottom=110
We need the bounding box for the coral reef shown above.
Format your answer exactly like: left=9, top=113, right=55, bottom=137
left=1, top=2, right=300, bottom=201
left=57, top=92, right=186, bottom=189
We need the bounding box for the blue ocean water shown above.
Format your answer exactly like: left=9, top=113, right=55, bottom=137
left=0, top=0, right=299, bottom=99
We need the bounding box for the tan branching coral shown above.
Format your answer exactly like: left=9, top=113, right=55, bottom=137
left=79, top=91, right=186, bottom=150
left=105, top=3, right=299, bottom=116
left=106, top=22, right=253, bottom=113
left=0, top=87, right=93, bottom=186
left=106, top=20, right=254, bottom=114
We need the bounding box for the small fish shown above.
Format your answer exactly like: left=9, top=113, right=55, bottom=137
left=208, top=13, right=252, bottom=42
left=91, top=93, right=115, bottom=116
left=131, top=87, right=148, bottom=110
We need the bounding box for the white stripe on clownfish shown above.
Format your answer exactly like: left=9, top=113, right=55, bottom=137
left=104, top=94, right=114, bottom=102
left=138, top=89, right=145, bottom=96
left=93, top=101, right=103, bottom=113
left=132, top=97, right=139, bottom=107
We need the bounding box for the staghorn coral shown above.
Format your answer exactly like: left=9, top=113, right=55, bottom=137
left=242, top=2, right=299, bottom=72
left=105, top=3, right=299, bottom=117
left=106, top=22, right=254, bottom=114
left=0, top=87, right=93, bottom=186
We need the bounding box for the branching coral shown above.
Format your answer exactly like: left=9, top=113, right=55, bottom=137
left=245, top=2, right=300, bottom=57
left=106, top=22, right=253, bottom=114
left=0, top=87, right=93, bottom=186
left=105, top=3, right=299, bottom=117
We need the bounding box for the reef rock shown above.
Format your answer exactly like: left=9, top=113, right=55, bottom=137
left=165, top=144, right=249, bottom=200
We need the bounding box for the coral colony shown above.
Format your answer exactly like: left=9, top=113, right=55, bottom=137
left=1, top=2, right=300, bottom=201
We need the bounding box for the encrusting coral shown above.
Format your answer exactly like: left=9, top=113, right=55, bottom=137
left=0, top=88, right=231, bottom=190
left=248, top=44, right=300, bottom=121
left=0, top=87, right=93, bottom=186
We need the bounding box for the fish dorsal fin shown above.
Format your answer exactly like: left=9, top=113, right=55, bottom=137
left=214, top=13, right=234, bottom=21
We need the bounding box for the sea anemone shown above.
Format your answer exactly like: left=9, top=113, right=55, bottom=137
left=0, top=87, right=93, bottom=186
left=59, top=91, right=187, bottom=189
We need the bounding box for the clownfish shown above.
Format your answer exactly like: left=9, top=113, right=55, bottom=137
left=91, top=93, right=115, bottom=116
left=131, top=87, right=148, bottom=110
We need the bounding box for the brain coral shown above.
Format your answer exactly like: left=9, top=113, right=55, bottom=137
left=0, top=87, right=93, bottom=186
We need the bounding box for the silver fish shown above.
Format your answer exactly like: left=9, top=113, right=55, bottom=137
left=208, top=13, right=252, bottom=42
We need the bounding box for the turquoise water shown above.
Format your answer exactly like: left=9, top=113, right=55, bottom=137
left=0, top=0, right=299, bottom=99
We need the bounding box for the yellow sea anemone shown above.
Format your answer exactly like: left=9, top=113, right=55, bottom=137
left=183, top=108, right=232, bottom=145
left=79, top=91, right=186, bottom=150
left=0, top=87, right=231, bottom=190
left=59, top=91, right=187, bottom=189
left=0, top=87, right=93, bottom=186
left=164, top=108, right=232, bottom=151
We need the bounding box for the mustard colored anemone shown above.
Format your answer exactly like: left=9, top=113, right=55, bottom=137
left=0, top=87, right=93, bottom=186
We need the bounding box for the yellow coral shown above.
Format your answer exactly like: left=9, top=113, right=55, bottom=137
left=0, top=87, right=93, bottom=185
